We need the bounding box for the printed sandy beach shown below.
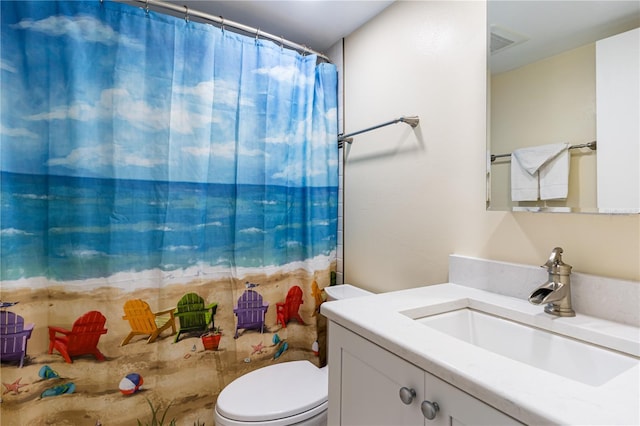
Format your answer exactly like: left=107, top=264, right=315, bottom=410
left=0, top=263, right=333, bottom=425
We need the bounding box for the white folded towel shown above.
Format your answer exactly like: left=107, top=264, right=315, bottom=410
left=511, top=143, right=570, bottom=201
left=539, top=148, right=570, bottom=200
left=511, top=156, right=539, bottom=201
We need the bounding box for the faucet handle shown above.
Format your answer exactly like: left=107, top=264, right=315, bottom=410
left=541, top=247, right=564, bottom=268
left=541, top=247, right=572, bottom=273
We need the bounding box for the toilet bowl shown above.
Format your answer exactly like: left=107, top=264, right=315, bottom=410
left=214, top=284, right=372, bottom=426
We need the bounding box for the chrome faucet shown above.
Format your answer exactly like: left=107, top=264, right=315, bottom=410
left=528, top=247, right=575, bottom=317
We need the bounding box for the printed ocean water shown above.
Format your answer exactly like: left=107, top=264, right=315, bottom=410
left=1, top=172, right=338, bottom=282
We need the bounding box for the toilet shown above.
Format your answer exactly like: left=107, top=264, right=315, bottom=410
left=214, top=284, right=372, bottom=426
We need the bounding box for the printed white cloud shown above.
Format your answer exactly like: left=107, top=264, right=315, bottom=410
left=297, top=109, right=338, bottom=149
left=119, top=151, right=165, bottom=168
left=264, top=135, right=290, bottom=145
left=115, top=98, right=174, bottom=131
left=239, top=227, right=265, bottom=234
left=312, top=125, right=338, bottom=148
left=176, top=81, right=214, bottom=100
left=25, top=108, right=67, bottom=121
left=25, top=86, right=222, bottom=134
left=263, top=107, right=336, bottom=148
left=305, top=165, right=327, bottom=178
left=26, top=89, right=120, bottom=122
left=175, top=79, right=253, bottom=109
left=1, top=228, right=34, bottom=236
left=113, top=145, right=165, bottom=168
left=12, top=15, right=141, bottom=48
left=0, top=59, right=17, bottom=73
left=272, top=163, right=301, bottom=181
left=27, top=102, right=102, bottom=122
left=47, top=145, right=111, bottom=168
left=254, top=65, right=311, bottom=86
left=184, top=141, right=265, bottom=160
left=238, top=145, right=265, bottom=158
left=182, top=146, right=212, bottom=157
left=47, top=144, right=164, bottom=170
left=0, top=123, right=38, bottom=139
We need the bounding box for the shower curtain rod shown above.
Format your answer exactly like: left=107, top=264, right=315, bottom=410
left=490, top=141, right=597, bottom=162
left=338, top=116, right=420, bottom=148
left=128, top=0, right=330, bottom=61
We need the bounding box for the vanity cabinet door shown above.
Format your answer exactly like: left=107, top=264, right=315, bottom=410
left=328, top=322, right=425, bottom=425
left=328, top=321, right=523, bottom=426
left=423, top=370, right=522, bottom=426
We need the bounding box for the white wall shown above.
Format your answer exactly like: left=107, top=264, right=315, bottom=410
left=342, top=1, right=639, bottom=294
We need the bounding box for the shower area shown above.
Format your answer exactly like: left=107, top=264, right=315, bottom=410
left=0, top=1, right=337, bottom=424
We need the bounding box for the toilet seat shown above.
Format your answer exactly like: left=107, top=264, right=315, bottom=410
left=215, top=360, right=328, bottom=425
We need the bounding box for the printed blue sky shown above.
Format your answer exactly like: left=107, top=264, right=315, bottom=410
left=0, top=1, right=338, bottom=186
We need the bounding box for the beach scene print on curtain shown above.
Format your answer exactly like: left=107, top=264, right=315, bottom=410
left=0, top=1, right=338, bottom=424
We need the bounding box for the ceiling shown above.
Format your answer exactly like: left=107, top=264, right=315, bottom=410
left=489, top=0, right=640, bottom=74
left=128, top=1, right=639, bottom=69
left=140, top=0, right=394, bottom=55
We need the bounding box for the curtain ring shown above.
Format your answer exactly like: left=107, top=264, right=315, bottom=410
left=280, top=36, right=284, bottom=49
left=144, top=0, right=149, bottom=15
left=220, top=16, right=225, bottom=32
left=184, top=5, right=189, bottom=22
left=255, top=28, right=260, bottom=41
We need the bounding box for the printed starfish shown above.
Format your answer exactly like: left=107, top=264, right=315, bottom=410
left=251, top=342, right=265, bottom=355
left=3, top=377, right=28, bottom=395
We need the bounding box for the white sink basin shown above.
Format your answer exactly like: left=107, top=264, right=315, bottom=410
left=416, top=308, right=637, bottom=386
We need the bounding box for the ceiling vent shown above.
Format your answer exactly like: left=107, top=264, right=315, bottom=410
left=490, top=25, right=528, bottom=55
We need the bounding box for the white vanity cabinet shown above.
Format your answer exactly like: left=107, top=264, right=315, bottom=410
left=328, top=322, right=523, bottom=426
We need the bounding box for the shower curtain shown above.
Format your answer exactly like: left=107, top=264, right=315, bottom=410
left=0, top=1, right=338, bottom=424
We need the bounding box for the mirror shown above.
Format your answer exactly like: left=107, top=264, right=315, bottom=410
left=487, top=1, right=640, bottom=213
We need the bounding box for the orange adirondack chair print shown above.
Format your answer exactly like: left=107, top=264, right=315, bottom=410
left=121, top=299, right=176, bottom=346
left=311, top=279, right=323, bottom=316
left=276, top=285, right=305, bottom=328
left=48, top=311, right=108, bottom=363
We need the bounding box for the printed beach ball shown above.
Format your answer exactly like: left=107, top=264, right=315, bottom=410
left=119, top=373, right=143, bottom=395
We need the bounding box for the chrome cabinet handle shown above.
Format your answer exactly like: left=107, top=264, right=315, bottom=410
left=421, top=400, right=440, bottom=420
left=399, top=387, right=416, bottom=405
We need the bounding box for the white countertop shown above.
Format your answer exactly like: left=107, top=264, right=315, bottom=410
left=321, top=283, right=640, bottom=425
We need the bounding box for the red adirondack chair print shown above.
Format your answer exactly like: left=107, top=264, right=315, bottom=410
left=0, top=311, right=34, bottom=368
left=276, top=285, right=305, bottom=328
left=48, top=311, right=108, bottom=363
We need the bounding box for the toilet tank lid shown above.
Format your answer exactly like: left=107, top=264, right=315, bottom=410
left=324, top=284, right=373, bottom=301
left=216, top=360, right=328, bottom=422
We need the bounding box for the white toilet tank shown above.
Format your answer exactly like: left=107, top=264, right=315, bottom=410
left=215, top=284, right=372, bottom=426
left=324, top=284, right=373, bottom=301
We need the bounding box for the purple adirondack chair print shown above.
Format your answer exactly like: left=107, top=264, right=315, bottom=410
left=1, top=311, right=34, bottom=368
left=233, top=290, right=269, bottom=338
